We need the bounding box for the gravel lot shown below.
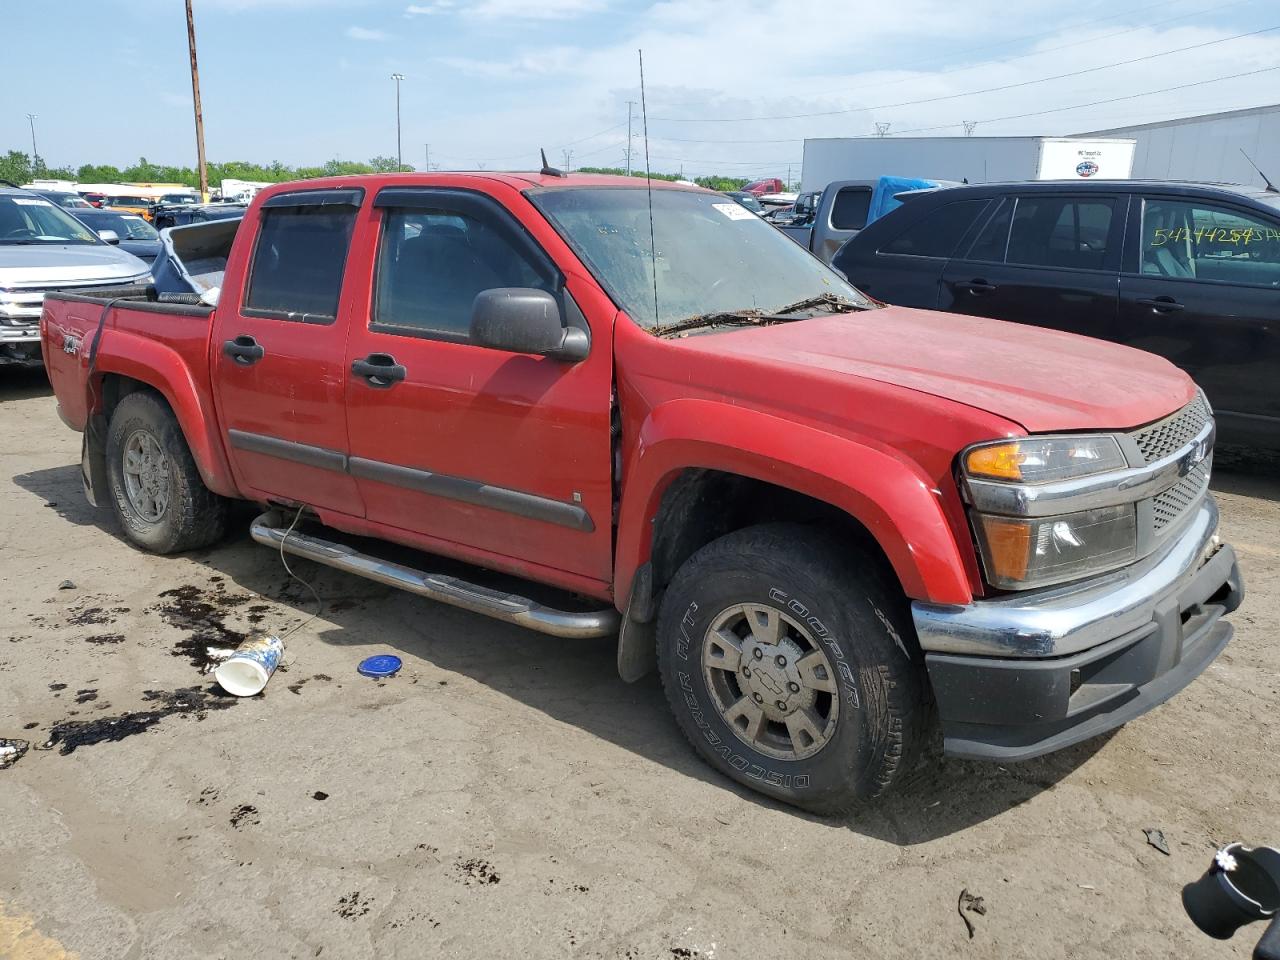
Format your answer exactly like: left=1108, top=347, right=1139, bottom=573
left=2, top=369, right=1277, bottom=960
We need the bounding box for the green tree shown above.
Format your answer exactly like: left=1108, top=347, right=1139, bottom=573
left=0, top=151, right=33, bottom=185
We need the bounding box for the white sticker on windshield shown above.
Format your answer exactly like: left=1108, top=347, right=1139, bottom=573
left=12, top=198, right=52, bottom=206
left=122, top=215, right=145, bottom=222
left=712, top=202, right=756, bottom=221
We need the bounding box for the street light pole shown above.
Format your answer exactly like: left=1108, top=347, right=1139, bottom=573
left=391, top=73, right=405, bottom=171
left=185, top=0, right=209, bottom=200
left=25, top=114, right=40, bottom=174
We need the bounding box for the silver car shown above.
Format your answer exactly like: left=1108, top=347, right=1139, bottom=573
left=0, top=186, right=151, bottom=368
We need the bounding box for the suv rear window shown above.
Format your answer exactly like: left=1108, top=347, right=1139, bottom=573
left=880, top=199, right=989, bottom=258
left=1006, top=197, right=1114, bottom=271
left=245, top=206, right=358, bottom=321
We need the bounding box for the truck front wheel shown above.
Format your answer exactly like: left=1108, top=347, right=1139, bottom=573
left=105, top=391, right=228, bottom=554
left=656, top=523, right=929, bottom=814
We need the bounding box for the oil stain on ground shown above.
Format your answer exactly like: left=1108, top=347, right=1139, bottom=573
left=40, top=686, right=236, bottom=755
left=150, top=584, right=253, bottom=668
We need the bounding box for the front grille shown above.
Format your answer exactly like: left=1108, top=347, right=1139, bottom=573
left=1152, top=456, right=1212, bottom=533
left=1131, top=393, right=1211, bottom=464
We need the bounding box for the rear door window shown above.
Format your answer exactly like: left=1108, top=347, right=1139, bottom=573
left=245, top=206, right=359, bottom=322
left=830, top=188, right=872, bottom=231
left=879, top=199, right=989, bottom=258
left=1140, top=198, right=1280, bottom=286
left=1006, top=196, right=1115, bottom=271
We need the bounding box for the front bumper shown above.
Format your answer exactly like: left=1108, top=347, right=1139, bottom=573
left=912, top=499, right=1243, bottom=761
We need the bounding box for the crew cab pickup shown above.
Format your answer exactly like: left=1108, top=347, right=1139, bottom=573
left=41, top=173, right=1243, bottom=813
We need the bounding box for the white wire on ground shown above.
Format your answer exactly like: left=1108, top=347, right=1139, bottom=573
left=276, top=504, right=324, bottom=644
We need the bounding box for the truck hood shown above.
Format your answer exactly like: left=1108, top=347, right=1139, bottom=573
left=0, top=244, right=150, bottom=287
left=696, top=305, right=1195, bottom=434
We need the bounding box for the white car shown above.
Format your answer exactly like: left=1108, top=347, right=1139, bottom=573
left=0, top=186, right=151, bottom=368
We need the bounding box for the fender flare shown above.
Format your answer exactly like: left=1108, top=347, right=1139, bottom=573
left=92, top=330, right=239, bottom=498
left=614, top=398, right=974, bottom=611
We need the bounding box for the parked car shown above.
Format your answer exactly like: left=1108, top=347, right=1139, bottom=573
left=100, top=196, right=157, bottom=221
left=0, top=186, right=151, bottom=367
left=34, top=190, right=94, bottom=209
left=832, top=179, right=1280, bottom=448
left=41, top=173, right=1242, bottom=812
left=724, top=191, right=765, bottom=215
left=79, top=192, right=107, bottom=208
left=151, top=201, right=247, bottom=231
left=781, top=176, right=953, bottom=264
left=70, top=208, right=162, bottom=264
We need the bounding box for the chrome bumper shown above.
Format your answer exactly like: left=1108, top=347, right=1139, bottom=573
left=0, top=323, right=40, bottom=343
left=913, top=497, right=1234, bottom=659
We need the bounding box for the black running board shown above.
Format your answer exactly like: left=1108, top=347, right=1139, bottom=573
left=250, top=512, right=619, bottom=639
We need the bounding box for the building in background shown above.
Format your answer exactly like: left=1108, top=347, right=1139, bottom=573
left=798, top=137, right=1135, bottom=191
left=1077, top=103, right=1280, bottom=189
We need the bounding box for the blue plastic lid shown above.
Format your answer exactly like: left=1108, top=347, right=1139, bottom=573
left=357, top=654, right=403, bottom=678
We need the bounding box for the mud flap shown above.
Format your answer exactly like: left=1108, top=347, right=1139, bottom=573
left=617, top=563, right=658, bottom=682
left=81, top=416, right=109, bottom=509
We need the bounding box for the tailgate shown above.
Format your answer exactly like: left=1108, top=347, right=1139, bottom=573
left=40, top=295, right=113, bottom=429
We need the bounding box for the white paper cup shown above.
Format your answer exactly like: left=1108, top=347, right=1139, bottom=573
left=214, top=635, right=284, bottom=697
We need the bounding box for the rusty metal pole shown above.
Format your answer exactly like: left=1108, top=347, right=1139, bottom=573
left=185, top=0, right=209, bottom=201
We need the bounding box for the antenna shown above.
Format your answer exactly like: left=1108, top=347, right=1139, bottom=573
left=1240, top=148, right=1278, bottom=193
left=639, top=49, right=659, bottom=327
left=539, top=148, right=567, bottom=178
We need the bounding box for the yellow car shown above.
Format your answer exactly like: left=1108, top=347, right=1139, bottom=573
left=101, top=196, right=157, bottom=221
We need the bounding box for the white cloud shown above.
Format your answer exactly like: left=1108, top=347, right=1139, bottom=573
left=346, top=25, right=387, bottom=40
left=406, top=0, right=603, bottom=19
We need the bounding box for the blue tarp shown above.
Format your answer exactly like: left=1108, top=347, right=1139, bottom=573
left=866, top=176, right=944, bottom=225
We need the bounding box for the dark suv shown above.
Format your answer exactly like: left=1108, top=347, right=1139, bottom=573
left=832, top=180, right=1280, bottom=447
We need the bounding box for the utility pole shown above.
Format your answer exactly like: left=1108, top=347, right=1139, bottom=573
left=184, top=0, right=209, bottom=201
left=962, top=121, right=978, bottom=137
left=625, top=100, right=636, bottom=176
left=787, top=164, right=791, bottom=190
left=874, top=122, right=891, bottom=137
left=25, top=114, right=40, bottom=175
left=391, top=73, right=405, bottom=171
left=424, top=143, right=429, bottom=172
left=562, top=149, right=573, bottom=173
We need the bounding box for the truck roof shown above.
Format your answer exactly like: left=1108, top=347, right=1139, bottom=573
left=251, top=171, right=711, bottom=201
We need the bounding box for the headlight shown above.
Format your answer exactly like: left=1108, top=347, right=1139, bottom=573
left=962, top=434, right=1137, bottom=590
left=972, top=505, right=1137, bottom=590
left=964, top=435, right=1127, bottom=483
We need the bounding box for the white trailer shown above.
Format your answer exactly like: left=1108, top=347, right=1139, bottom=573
left=799, top=137, right=1135, bottom=192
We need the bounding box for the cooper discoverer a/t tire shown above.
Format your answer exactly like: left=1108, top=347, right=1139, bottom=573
left=656, top=523, right=929, bottom=814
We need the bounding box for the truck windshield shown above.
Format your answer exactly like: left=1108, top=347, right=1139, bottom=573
left=0, top=195, right=100, bottom=245
left=531, top=187, right=870, bottom=330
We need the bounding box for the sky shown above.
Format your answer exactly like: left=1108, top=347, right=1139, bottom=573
left=4, top=0, right=1279, bottom=181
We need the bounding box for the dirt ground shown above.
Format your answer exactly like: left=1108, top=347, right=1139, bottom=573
left=2, top=368, right=1277, bottom=960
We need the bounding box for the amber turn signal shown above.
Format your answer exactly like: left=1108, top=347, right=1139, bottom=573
left=975, top=515, right=1032, bottom=583
left=965, top=443, right=1026, bottom=481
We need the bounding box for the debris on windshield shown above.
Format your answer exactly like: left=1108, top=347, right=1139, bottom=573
left=655, top=292, right=867, bottom=339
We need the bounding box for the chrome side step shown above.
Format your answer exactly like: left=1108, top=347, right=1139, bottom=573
left=250, top=512, right=619, bottom=639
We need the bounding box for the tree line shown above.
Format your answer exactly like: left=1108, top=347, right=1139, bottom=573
left=1, top=151, right=765, bottom=194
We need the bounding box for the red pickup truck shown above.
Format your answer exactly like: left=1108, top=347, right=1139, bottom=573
left=41, top=172, right=1243, bottom=813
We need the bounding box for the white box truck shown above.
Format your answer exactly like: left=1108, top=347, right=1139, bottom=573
left=799, top=137, right=1136, bottom=192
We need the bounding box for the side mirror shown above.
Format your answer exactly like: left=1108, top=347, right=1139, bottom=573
left=469, top=288, right=588, bottom=362
left=98, top=229, right=120, bottom=245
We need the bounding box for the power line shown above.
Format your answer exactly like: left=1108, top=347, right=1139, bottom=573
left=651, top=24, right=1278, bottom=126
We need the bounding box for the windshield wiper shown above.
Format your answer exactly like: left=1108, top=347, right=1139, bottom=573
left=655, top=292, right=868, bottom=338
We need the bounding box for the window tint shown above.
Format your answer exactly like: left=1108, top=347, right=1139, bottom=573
left=374, top=208, right=553, bottom=338
left=1006, top=196, right=1114, bottom=270
left=831, top=188, right=872, bottom=231
left=965, top=199, right=1012, bottom=262
left=880, top=199, right=988, bottom=258
left=1141, top=198, right=1280, bottom=286
left=245, top=206, right=357, bottom=320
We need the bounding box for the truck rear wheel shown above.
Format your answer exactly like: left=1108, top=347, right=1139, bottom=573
left=656, top=523, right=929, bottom=814
left=105, top=391, right=228, bottom=554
